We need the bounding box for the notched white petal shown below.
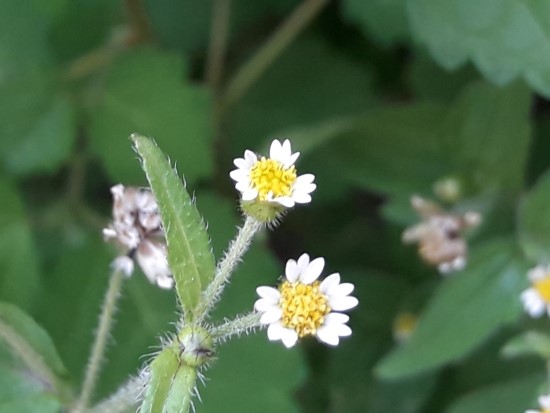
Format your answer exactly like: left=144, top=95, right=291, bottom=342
left=301, top=257, right=325, bottom=284
left=330, top=296, right=359, bottom=311
left=256, top=286, right=281, bottom=300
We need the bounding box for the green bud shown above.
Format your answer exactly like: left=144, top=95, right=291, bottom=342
left=240, top=199, right=285, bottom=223
left=177, top=326, right=214, bottom=368
left=433, top=176, right=463, bottom=204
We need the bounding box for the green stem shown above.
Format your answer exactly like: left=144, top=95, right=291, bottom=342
left=89, top=373, right=147, bottom=413
left=211, top=312, right=262, bottom=342
left=196, top=216, right=262, bottom=323
left=0, top=319, right=60, bottom=395
left=220, top=0, right=328, bottom=111
left=74, top=269, right=125, bottom=412
left=205, top=0, right=232, bottom=94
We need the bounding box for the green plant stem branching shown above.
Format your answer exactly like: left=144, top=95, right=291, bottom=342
left=220, top=0, right=328, bottom=111
left=211, top=312, right=262, bottom=342
left=74, top=269, right=125, bottom=413
left=89, top=372, right=147, bottom=413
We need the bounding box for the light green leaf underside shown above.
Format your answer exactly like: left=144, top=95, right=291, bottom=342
left=408, top=0, right=550, bottom=96
left=140, top=348, right=180, bottom=413
left=132, top=135, right=215, bottom=319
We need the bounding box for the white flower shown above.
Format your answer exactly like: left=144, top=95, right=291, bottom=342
left=103, top=184, right=173, bottom=289
left=254, top=253, right=358, bottom=348
left=525, top=393, right=550, bottom=413
left=521, top=264, right=550, bottom=318
left=230, top=139, right=316, bottom=208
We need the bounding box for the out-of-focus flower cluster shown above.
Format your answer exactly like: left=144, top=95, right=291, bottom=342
left=103, top=184, right=173, bottom=289
left=403, top=195, right=481, bottom=274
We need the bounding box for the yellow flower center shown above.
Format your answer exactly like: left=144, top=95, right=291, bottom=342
left=279, top=280, right=330, bottom=338
left=249, top=157, right=297, bottom=201
left=535, top=276, right=550, bottom=302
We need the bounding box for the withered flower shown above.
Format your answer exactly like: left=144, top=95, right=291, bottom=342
left=103, top=184, right=173, bottom=289
left=402, top=195, right=480, bottom=274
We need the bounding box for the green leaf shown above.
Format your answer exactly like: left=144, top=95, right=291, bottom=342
left=408, top=0, right=550, bottom=96
left=446, top=373, right=543, bottom=413
left=132, top=135, right=215, bottom=319
left=501, top=331, right=550, bottom=360
left=342, top=0, right=410, bottom=46
left=518, top=171, right=550, bottom=262
left=0, top=303, right=69, bottom=407
left=162, top=363, right=196, bottom=413
left=140, top=347, right=181, bottom=413
left=0, top=179, right=39, bottom=308
left=89, top=48, right=212, bottom=186
left=376, top=239, right=527, bottom=379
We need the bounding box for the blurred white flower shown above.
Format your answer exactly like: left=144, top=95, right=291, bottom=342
left=521, top=264, right=550, bottom=318
left=103, top=184, right=173, bottom=289
left=254, top=253, right=358, bottom=348
left=230, top=139, right=316, bottom=208
left=525, top=393, right=550, bottom=413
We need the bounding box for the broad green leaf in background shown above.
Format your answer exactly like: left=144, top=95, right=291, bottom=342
left=376, top=239, right=527, bottom=379
left=445, top=373, right=544, bottom=413
left=518, top=171, right=550, bottom=262
left=342, top=0, right=409, bottom=46
left=408, top=0, right=550, bottom=97
left=0, top=180, right=40, bottom=308
left=89, top=48, right=212, bottom=186
left=197, top=193, right=305, bottom=413
left=501, top=331, right=550, bottom=360
left=133, top=135, right=215, bottom=320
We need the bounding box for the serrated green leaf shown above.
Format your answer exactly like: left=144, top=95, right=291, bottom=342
left=0, top=179, right=39, bottom=308
left=376, top=239, right=527, bottom=379
left=0, top=302, right=69, bottom=403
left=132, top=135, right=215, bottom=319
left=518, top=171, right=550, bottom=262
left=446, top=373, right=543, bottom=413
left=501, top=331, right=550, bottom=360
left=140, top=348, right=181, bottom=413
left=342, top=0, right=410, bottom=46
left=89, top=48, right=212, bottom=186
left=408, top=0, right=550, bottom=96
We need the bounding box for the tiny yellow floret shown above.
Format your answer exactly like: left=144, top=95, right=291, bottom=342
left=249, top=157, right=297, bottom=201
left=535, top=276, right=550, bottom=303
left=279, top=280, right=330, bottom=338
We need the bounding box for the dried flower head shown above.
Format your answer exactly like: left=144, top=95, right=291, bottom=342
left=103, top=184, right=173, bottom=289
left=402, top=195, right=481, bottom=274
left=521, top=264, right=550, bottom=318
left=230, top=139, right=316, bottom=222
left=254, top=253, right=358, bottom=348
left=525, top=394, right=550, bottom=413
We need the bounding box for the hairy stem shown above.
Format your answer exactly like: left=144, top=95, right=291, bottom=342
left=220, top=0, right=328, bottom=111
left=196, top=216, right=262, bottom=323
left=74, top=269, right=125, bottom=412
left=89, top=372, right=147, bottom=413
left=206, top=0, right=232, bottom=94
left=211, top=312, right=262, bottom=342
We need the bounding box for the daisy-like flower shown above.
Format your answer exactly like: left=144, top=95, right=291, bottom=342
left=254, top=253, right=358, bottom=348
left=526, top=394, right=550, bottom=413
left=230, top=139, right=316, bottom=208
left=103, top=184, right=173, bottom=289
left=521, top=264, right=550, bottom=318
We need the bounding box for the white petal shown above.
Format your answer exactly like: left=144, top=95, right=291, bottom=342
left=156, top=275, right=174, bottom=289
left=241, top=188, right=258, bottom=201
left=235, top=181, right=251, bottom=191
left=280, top=328, right=299, bottom=348
left=295, top=173, right=315, bottom=185
left=324, top=312, right=349, bottom=325
left=267, top=322, right=285, bottom=341
left=281, top=139, right=292, bottom=156
left=285, top=259, right=299, bottom=282
left=330, top=296, right=359, bottom=311
left=260, top=307, right=283, bottom=324
left=244, top=150, right=257, bottom=163
left=111, top=256, right=134, bottom=276
left=103, top=227, right=118, bottom=239
left=294, top=182, right=317, bottom=194
left=292, top=192, right=312, bottom=204
left=257, top=286, right=281, bottom=300
left=320, top=273, right=341, bottom=294
left=297, top=254, right=310, bottom=272
left=316, top=326, right=340, bottom=346
left=274, top=196, right=295, bottom=208
left=255, top=298, right=279, bottom=312
left=301, top=257, right=325, bottom=284
left=539, top=394, right=550, bottom=408
left=332, top=323, right=352, bottom=337
left=331, top=283, right=355, bottom=297
left=230, top=169, right=248, bottom=181
left=284, top=152, right=300, bottom=168
left=521, top=289, right=546, bottom=317
left=524, top=410, right=539, bottom=413
left=269, top=139, right=283, bottom=161
left=136, top=241, right=171, bottom=286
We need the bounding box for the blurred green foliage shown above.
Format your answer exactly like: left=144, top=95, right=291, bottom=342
left=1, top=0, right=550, bottom=412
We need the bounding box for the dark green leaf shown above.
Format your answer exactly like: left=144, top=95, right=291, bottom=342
left=132, top=135, right=215, bottom=319
left=90, top=48, right=212, bottom=186
left=376, top=239, right=527, bottom=379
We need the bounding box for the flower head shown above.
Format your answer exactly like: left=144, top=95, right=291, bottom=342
left=254, top=253, right=358, bottom=348
left=392, top=312, right=418, bottom=343
left=403, top=195, right=481, bottom=274
left=526, top=394, right=550, bottom=413
left=521, top=264, right=550, bottom=318
left=230, top=139, right=316, bottom=209
left=103, top=184, right=173, bottom=289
